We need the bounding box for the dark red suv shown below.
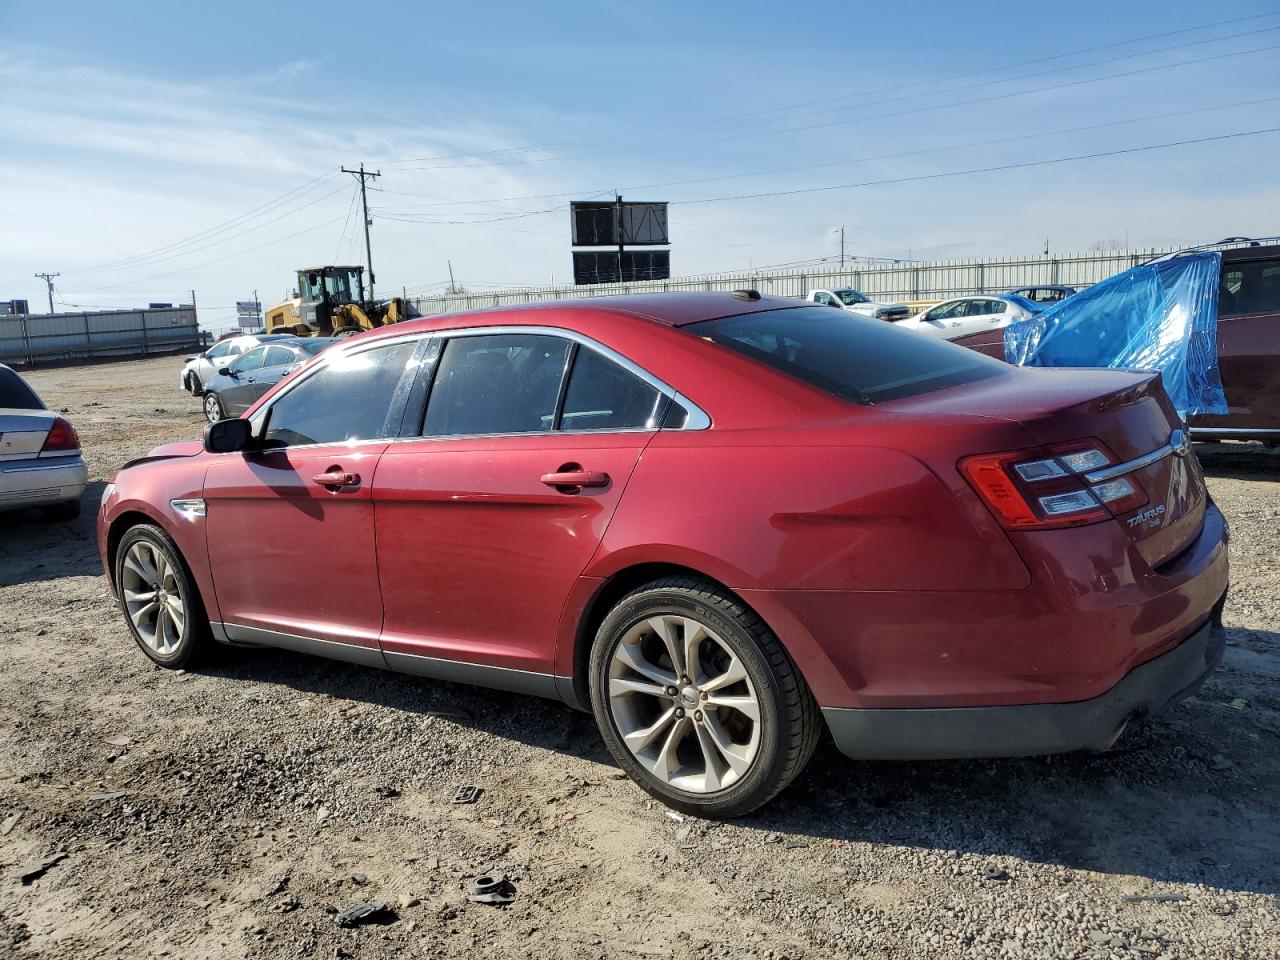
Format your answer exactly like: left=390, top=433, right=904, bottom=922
left=99, top=294, right=1228, bottom=816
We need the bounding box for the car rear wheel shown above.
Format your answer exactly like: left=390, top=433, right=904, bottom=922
left=589, top=576, right=821, bottom=818
left=115, top=524, right=209, bottom=668
left=203, top=392, right=224, bottom=422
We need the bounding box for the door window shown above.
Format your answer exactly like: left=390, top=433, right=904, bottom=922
left=232, top=346, right=268, bottom=372
left=422, top=334, right=571, bottom=436
left=932, top=300, right=968, bottom=320
left=207, top=341, right=233, bottom=359
left=263, top=345, right=297, bottom=367
left=560, top=347, right=666, bottom=431
left=813, top=292, right=833, bottom=305
left=965, top=300, right=993, bottom=316
left=1220, top=259, right=1280, bottom=316
left=261, top=340, right=417, bottom=448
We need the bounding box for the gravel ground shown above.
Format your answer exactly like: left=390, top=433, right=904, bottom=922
left=1, top=354, right=1277, bottom=960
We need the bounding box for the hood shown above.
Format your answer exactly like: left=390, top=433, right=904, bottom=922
left=120, top=439, right=205, bottom=473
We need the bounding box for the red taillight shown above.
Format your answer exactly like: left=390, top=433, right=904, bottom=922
left=960, top=439, right=1147, bottom=531
left=40, top=416, right=80, bottom=453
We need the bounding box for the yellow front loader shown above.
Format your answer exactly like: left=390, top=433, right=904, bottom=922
left=264, top=266, right=416, bottom=337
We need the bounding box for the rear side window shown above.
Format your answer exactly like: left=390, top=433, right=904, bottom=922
left=1220, top=258, right=1280, bottom=316
left=263, top=345, right=296, bottom=367
left=688, top=306, right=1003, bottom=404
left=0, top=368, right=43, bottom=410
left=561, top=347, right=666, bottom=430
left=423, top=334, right=571, bottom=436
left=261, top=341, right=417, bottom=447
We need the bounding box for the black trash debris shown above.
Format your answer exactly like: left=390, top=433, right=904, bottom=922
left=1122, top=893, right=1189, bottom=904
left=452, top=785, right=483, bottom=805
left=467, top=875, right=516, bottom=906
left=334, top=901, right=398, bottom=928
left=980, top=864, right=1009, bottom=882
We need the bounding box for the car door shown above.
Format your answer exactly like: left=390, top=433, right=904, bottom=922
left=202, top=338, right=420, bottom=661
left=954, top=298, right=1003, bottom=339
left=371, top=329, right=669, bottom=693
left=219, top=345, right=269, bottom=415
left=1202, top=252, right=1280, bottom=431
left=914, top=300, right=969, bottom=338
left=249, top=344, right=303, bottom=405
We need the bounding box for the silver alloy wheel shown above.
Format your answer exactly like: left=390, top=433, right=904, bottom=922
left=607, top=614, right=762, bottom=793
left=203, top=393, right=220, bottom=422
left=120, top=540, right=186, bottom=656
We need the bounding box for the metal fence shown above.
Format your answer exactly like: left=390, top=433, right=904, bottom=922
left=0, top=307, right=200, bottom=366
left=409, top=248, right=1178, bottom=316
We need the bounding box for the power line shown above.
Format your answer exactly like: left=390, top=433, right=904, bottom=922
left=382, top=11, right=1280, bottom=167
left=397, top=34, right=1280, bottom=173
left=674, top=126, right=1280, bottom=205
left=370, top=95, right=1280, bottom=214
left=76, top=170, right=343, bottom=273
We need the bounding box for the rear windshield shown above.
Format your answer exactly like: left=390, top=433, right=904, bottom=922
left=0, top=368, right=44, bottom=410
left=687, top=306, right=1003, bottom=404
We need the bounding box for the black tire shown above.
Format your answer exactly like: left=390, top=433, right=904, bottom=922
left=188, top=373, right=202, bottom=396
left=202, top=391, right=224, bottom=423
left=40, top=500, right=81, bottom=521
left=114, top=523, right=211, bottom=669
left=589, top=576, right=821, bottom=818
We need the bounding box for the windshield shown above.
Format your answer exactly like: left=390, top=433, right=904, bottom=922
left=0, top=368, right=44, bottom=410
left=688, top=306, right=1003, bottom=404
left=835, top=290, right=869, bottom=305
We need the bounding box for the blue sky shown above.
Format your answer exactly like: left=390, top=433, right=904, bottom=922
left=1, top=0, right=1278, bottom=330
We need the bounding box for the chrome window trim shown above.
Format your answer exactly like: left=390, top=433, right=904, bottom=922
left=249, top=324, right=712, bottom=449
left=1189, top=426, right=1280, bottom=437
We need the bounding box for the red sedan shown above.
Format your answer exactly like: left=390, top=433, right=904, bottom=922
left=97, top=293, right=1228, bottom=817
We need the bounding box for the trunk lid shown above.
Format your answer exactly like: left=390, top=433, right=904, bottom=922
left=890, top=367, right=1206, bottom=568
left=0, top=409, right=54, bottom=463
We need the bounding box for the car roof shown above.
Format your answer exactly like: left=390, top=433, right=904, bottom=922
left=385, top=292, right=800, bottom=334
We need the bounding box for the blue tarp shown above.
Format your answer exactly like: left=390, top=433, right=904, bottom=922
left=1004, top=252, right=1227, bottom=417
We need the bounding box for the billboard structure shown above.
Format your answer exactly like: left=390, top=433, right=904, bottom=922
left=570, top=197, right=670, bottom=285
left=235, top=299, right=261, bottom=330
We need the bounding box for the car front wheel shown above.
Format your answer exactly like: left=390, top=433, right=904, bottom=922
left=589, top=576, right=821, bottom=818
left=203, top=392, right=224, bottom=422
left=115, top=524, right=209, bottom=668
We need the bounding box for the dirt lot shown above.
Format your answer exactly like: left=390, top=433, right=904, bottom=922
left=1, top=355, right=1277, bottom=960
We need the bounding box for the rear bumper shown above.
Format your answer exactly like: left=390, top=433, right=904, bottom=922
left=823, top=610, right=1226, bottom=760
left=0, top=455, right=87, bottom=511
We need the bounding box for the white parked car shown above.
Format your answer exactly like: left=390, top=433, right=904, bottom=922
left=805, top=288, right=911, bottom=322
left=893, top=294, right=1042, bottom=341
left=180, top=334, right=293, bottom=395
left=0, top=364, right=87, bottom=520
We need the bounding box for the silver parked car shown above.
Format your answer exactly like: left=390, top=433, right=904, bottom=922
left=180, top=334, right=294, bottom=395
left=0, top=364, right=87, bottom=520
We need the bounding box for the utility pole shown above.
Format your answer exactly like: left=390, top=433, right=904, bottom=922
left=252, top=288, right=260, bottom=327
left=447, top=259, right=457, bottom=295
left=342, top=163, right=382, bottom=301
left=34, top=272, right=59, bottom=314
left=840, top=226, right=845, bottom=272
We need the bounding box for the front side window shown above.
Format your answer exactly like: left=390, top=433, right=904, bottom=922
left=930, top=300, right=968, bottom=320
left=689, top=306, right=1003, bottom=405
left=835, top=290, right=869, bottom=306
left=261, top=340, right=417, bottom=448
left=232, top=346, right=267, bottom=373
left=423, top=334, right=571, bottom=437
left=207, top=341, right=232, bottom=359
left=560, top=347, right=666, bottom=431
left=813, top=292, right=832, bottom=305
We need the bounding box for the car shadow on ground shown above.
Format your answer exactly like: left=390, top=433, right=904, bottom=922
left=198, top=628, right=1280, bottom=900
left=1195, top=441, right=1280, bottom=480
left=0, top=481, right=108, bottom=585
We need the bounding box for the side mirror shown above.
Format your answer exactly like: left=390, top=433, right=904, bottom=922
left=203, top=417, right=253, bottom=454
left=218, top=366, right=233, bottom=376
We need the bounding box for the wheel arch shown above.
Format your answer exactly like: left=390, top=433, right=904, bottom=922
left=563, top=561, right=789, bottom=711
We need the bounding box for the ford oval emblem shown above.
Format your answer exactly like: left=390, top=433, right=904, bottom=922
left=1170, top=428, right=1191, bottom=457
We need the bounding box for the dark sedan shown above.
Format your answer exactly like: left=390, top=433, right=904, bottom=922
left=202, top=338, right=335, bottom=421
